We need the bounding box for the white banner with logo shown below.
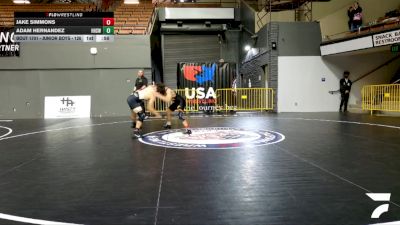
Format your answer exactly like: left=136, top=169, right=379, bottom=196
left=373, top=29, right=400, bottom=47
left=44, top=96, right=91, bottom=118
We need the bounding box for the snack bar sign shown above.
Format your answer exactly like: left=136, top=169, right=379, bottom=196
left=373, top=29, right=400, bottom=47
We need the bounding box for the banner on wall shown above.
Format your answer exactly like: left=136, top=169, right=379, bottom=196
left=44, top=96, right=91, bottom=119
left=0, top=27, right=20, bottom=57
left=177, top=62, right=237, bottom=111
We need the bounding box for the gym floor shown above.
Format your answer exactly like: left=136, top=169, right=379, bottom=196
left=0, top=112, right=399, bottom=225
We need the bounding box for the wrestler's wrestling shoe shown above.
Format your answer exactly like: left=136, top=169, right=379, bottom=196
left=183, top=129, right=192, bottom=135
left=163, top=123, right=172, bottom=129
left=132, top=128, right=142, bottom=138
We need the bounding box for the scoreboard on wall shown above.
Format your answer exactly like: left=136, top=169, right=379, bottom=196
left=14, top=12, right=114, bottom=43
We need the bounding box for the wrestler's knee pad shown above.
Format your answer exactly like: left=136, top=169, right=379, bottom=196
left=133, top=106, right=145, bottom=122
left=137, top=111, right=146, bottom=122
left=178, top=111, right=185, bottom=121
left=133, top=106, right=143, bottom=113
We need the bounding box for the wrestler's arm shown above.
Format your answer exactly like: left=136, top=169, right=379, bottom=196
left=154, top=90, right=173, bottom=103
left=147, top=96, right=161, bottom=118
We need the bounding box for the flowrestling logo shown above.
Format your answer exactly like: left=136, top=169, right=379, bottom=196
left=183, top=63, right=216, bottom=84
left=139, top=127, right=285, bottom=149
left=367, top=193, right=391, bottom=219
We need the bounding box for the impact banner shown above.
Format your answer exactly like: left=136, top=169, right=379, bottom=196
left=44, top=96, right=91, bottom=119
left=177, top=62, right=237, bottom=111
left=0, top=27, right=20, bottom=57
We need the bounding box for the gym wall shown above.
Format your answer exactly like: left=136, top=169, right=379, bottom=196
left=0, top=35, right=151, bottom=119
left=255, top=0, right=400, bottom=36
left=255, top=10, right=295, bottom=33
left=323, top=51, right=400, bottom=106
left=240, top=22, right=321, bottom=111
left=278, top=56, right=341, bottom=112
left=317, top=0, right=400, bottom=37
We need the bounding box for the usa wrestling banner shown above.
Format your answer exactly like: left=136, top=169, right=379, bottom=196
left=177, top=62, right=237, bottom=111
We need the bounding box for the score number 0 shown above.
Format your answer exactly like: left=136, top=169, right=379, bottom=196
left=102, top=18, right=114, bottom=35
left=103, top=18, right=114, bottom=26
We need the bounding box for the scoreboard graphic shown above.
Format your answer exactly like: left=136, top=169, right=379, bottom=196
left=14, top=12, right=114, bottom=42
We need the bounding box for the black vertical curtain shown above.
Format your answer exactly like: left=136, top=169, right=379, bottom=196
left=162, top=34, right=221, bottom=89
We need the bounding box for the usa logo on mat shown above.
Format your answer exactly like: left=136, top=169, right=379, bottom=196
left=139, top=127, right=285, bottom=149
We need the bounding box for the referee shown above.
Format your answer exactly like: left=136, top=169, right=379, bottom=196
left=131, top=70, right=148, bottom=128
left=134, top=70, right=148, bottom=91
